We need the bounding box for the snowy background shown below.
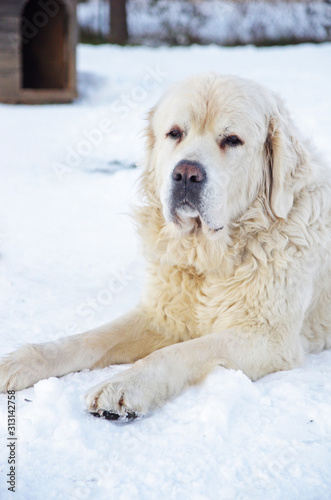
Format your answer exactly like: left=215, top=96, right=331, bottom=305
left=78, top=0, right=331, bottom=45
left=1, top=42, right=331, bottom=499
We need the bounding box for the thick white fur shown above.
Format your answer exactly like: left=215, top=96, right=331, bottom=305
left=1, top=74, right=331, bottom=420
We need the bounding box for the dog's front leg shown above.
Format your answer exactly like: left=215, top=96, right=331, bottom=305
left=0, top=308, right=173, bottom=392
left=86, top=329, right=304, bottom=421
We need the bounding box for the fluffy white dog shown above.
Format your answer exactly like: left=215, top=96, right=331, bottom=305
left=1, top=74, right=330, bottom=421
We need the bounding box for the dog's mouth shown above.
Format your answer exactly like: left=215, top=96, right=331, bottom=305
left=173, top=203, right=223, bottom=234
left=176, top=200, right=199, bottom=216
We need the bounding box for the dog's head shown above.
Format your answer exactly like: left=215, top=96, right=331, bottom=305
left=145, top=73, right=307, bottom=238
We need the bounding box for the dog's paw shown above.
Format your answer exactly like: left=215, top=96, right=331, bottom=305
left=85, top=368, right=151, bottom=422
left=0, top=345, right=47, bottom=392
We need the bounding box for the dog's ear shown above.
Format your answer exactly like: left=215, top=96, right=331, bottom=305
left=145, top=107, right=156, bottom=157
left=140, top=106, right=159, bottom=205
left=265, top=99, right=307, bottom=220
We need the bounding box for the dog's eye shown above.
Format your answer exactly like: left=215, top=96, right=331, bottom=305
left=167, top=128, right=183, bottom=140
left=221, top=135, right=243, bottom=148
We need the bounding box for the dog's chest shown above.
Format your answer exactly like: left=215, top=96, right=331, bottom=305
left=142, top=264, right=261, bottom=340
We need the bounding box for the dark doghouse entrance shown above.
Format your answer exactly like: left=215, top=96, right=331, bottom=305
left=21, top=0, right=68, bottom=89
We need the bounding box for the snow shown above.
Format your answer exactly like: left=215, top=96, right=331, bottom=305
left=78, top=0, right=331, bottom=45
left=1, top=42, right=331, bottom=499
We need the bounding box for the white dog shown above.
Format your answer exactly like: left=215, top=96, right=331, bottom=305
left=1, top=73, right=330, bottom=421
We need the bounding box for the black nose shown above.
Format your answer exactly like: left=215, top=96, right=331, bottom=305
left=172, top=160, right=206, bottom=185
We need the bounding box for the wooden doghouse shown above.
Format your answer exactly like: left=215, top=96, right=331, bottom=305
left=0, top=0, right=77, bottom=104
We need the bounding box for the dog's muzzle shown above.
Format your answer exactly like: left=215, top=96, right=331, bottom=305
left=170, top=160, right=207, bottom=216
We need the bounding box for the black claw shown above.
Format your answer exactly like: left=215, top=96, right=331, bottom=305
left=102, top=411, right=121, bottom=421
left=90, top=410, right=139, bottom=422
left=126, top=411, right=138, bottom=421
left=91, top=410, right=138, bottom=422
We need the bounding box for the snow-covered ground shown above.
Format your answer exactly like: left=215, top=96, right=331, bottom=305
left=1, top=42, right=331, bottom=499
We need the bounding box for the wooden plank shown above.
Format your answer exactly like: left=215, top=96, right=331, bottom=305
left=0, top=0, right=72, bottom=18
left=0, top=67, right=19, bottom=78
left=8, top=88, right=77, bottom=104
left=0, top=53, right=19, bottom=71
left=0, top=30, right=19, bottom=50
left=0, top=18, right=19, bottom=32
left=0, top=4, right=20, bottom=18
left=0, top=71, right=20, bottom=102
